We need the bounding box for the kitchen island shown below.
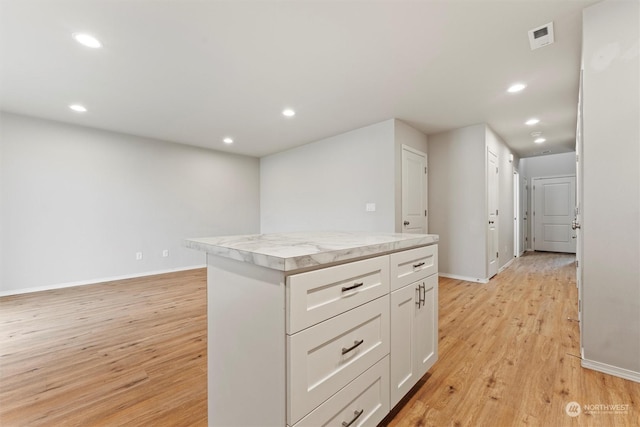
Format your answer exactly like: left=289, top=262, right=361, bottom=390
left=185, top=231, right=439, bottom=427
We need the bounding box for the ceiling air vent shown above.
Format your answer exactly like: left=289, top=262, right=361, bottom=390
left=528, top=22, right=554, bottom=50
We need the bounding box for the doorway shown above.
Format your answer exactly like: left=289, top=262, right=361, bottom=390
left=532, top=175, right=577, bottom=253
left=401, top=145, right=428, bottom=234
left=513, top=169, right=521, bottom=258
left=487, top=148, right=499, bottom=278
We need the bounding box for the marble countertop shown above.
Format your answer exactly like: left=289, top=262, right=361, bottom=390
left=185, top=231, right=438, bottom=272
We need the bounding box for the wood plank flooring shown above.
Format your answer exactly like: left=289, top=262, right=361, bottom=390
left=0, top=269, right=207, bottom=426
left=1, top=252, right=638, bottom=426
left=385, top=252, right=639, bottom=427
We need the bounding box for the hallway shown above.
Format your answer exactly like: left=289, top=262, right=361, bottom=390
left=387, top=252, right=638, bottom=426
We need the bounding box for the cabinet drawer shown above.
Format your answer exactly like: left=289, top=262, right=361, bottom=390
left=287, top=295, right=390, bottom=425
left=293, top=356, right=390, bottom=427
left=389, top=245, right=437, bottom=291
left=287, top=255, right=389, bottom=334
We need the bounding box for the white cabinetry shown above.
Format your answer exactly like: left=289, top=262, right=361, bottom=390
left=389, top=247, right=438, bottom=406
left=286, top=255, right=391, bottom=427
left=287, top=295, right=390, bottom=424
left=203, top=242, right=438, bottom=426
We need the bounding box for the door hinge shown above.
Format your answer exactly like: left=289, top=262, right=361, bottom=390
left=496, top=209, right=498, bottom=215
left=576, top=260, right=579, bottom=268
left=496, top=252, right=499, bottom=258
left=424, top=167, right=427, bottom=174
left=576, top=154, right=579, bottom=163
left=425, top=209, right=427, bottom=217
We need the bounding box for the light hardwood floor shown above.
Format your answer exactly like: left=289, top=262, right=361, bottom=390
left=1, top=253, right=638, bottom=426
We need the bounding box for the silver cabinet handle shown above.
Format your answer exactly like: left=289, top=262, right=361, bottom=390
left=415, top=284, right=425, bottom=308
left=341, top=339, right=364, bottom=355
left=342, top=409, right=364, bottom=427
left=342, top=282, right=363, bottom=292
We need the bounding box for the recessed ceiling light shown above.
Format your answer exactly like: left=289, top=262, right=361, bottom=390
left=534, top=138, right=546, bottom=144
left=282, top=109, right=295, bottom=117
left=223, top=137, right=233, bottom=144
left=72, top=33, right=102, bottom=49
left=525, top=118, right=540, bottom=125
left=69, top=104, right=87, bottom=113
left=507, top=83, right=527, bottom=93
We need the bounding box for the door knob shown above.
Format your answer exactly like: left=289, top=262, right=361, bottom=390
left=404, top=221, right=410, bottom=226
left=571, top=219, right=581, bottom=230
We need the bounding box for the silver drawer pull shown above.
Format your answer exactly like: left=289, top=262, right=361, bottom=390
left=342, top=409, right=364, bottom=427
left=342, top=282, right=364, bottom=292
left=341, top=339, right=364, bottom=355
left=413, top=262, right=425, bottom=268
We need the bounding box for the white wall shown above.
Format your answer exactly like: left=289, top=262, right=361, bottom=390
left=0, top=113, right=260, bottom=294
left=429, top=124, right=517, bottom=281
left=428, top=124, right=487, bottom=280
left=520, top=152, right=576, bottom=179
left=581, top=0, right=640, bottom=379
left=520, top=152, right=577, bottom=250
left=260, top=120, right=396, bottom=233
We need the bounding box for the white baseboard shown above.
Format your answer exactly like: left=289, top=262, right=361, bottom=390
left=439, top=273, right=489, bottom=284
left=581, top=358, right=640, bottom=383
left=0, top=265, right=207, bottom=297
left=498, top=258, right=515, bottom=274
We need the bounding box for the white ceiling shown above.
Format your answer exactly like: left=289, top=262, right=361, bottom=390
left=0, top=0, right=599, bottom=158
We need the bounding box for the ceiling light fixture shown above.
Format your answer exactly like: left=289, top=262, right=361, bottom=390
left=223, top=137, right=233, bottom=144
left=282, top=108, right=295, bottom=117
left=525, top=118, right=540, bottom=125
left=69, top=104, right=87, bottom=113
left=72, top=33, right=102, bottom=49
left=534, top=137, right=546, bottom=144
left=507, top=83, right=527, bottom=93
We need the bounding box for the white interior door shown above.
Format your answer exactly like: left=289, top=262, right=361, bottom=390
left=523, top=178, right=529, bottom=250
left=533, top=176, right=577, bottom=253
left=487, top=148, right=499, bottom=278
left=513, top=169, right=520, bottom=257
left=401, top=146, right=427, bottom=234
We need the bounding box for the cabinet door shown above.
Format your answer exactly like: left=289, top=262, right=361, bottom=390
left=414, top=274, right=438, bottom=378
left=390, top=274, right=439, bottom=408
left=390, top=283, right=418, bottom=407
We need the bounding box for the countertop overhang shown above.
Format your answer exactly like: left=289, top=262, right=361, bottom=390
left=185, top=231, right=439, bottom=272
